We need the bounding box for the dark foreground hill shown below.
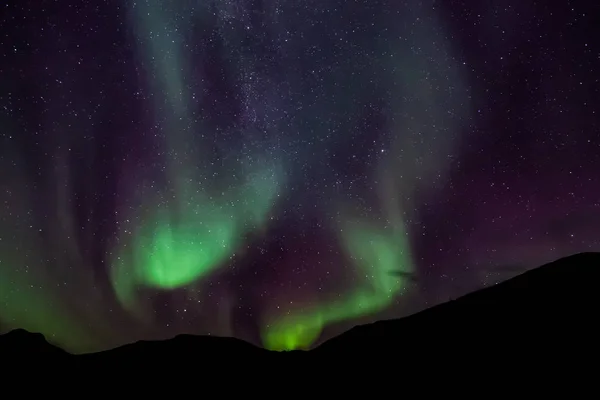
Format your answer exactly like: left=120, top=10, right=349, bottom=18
left=315, top=252, right=600, bottom=361
left=1, top=252, right=599, bottom=375
left=0, top=329, right=69, bottom=357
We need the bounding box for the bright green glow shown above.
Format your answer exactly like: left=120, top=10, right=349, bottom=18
left=263, top=313, right=325, bottom=352
left=111, top=165, right=282, bottom=312
left=262, top=214, right=413, bottom=351
left=119, top=206, right=236, bottom=290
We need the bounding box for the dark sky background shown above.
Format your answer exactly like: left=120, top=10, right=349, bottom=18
left=1, top=0, right=599, bottom=353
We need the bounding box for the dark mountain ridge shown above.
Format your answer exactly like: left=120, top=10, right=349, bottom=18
left=2, top=252, right=599, bottom=368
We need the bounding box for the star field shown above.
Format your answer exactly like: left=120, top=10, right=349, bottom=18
left=1, top=0, right=599, bottom=353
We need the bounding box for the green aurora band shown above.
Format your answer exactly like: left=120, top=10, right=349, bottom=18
left=110, top=165, right=283, bottom=313
left=260, top=145, right=418, bottom=351
left=110, top=0, right=284, bottom=314
left=259, top=3, right=470, bottom=351
left=261, top=213, right=414, bottom=351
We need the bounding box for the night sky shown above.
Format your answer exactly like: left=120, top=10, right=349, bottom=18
left=1, top=0, right=599, bottom=353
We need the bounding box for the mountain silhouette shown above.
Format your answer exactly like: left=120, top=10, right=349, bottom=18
left=314, top=252, right=600, bottom=365
left=80, top=333, right=271, bottom=363
left=0, top=329, right=69, bottom=357
left=1, top=252, right=599, bottom=371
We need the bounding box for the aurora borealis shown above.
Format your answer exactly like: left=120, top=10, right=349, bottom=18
left=1, top=0, right=599, bottom=353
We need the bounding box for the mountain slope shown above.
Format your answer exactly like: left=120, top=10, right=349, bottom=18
left=315, top=252, right=600, bottom=360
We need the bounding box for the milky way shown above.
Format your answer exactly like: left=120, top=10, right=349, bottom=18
left=1, top=0, right=599, bottom=353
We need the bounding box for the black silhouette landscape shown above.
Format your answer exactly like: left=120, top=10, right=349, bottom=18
left=2, top=252, right=599, bottom=372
